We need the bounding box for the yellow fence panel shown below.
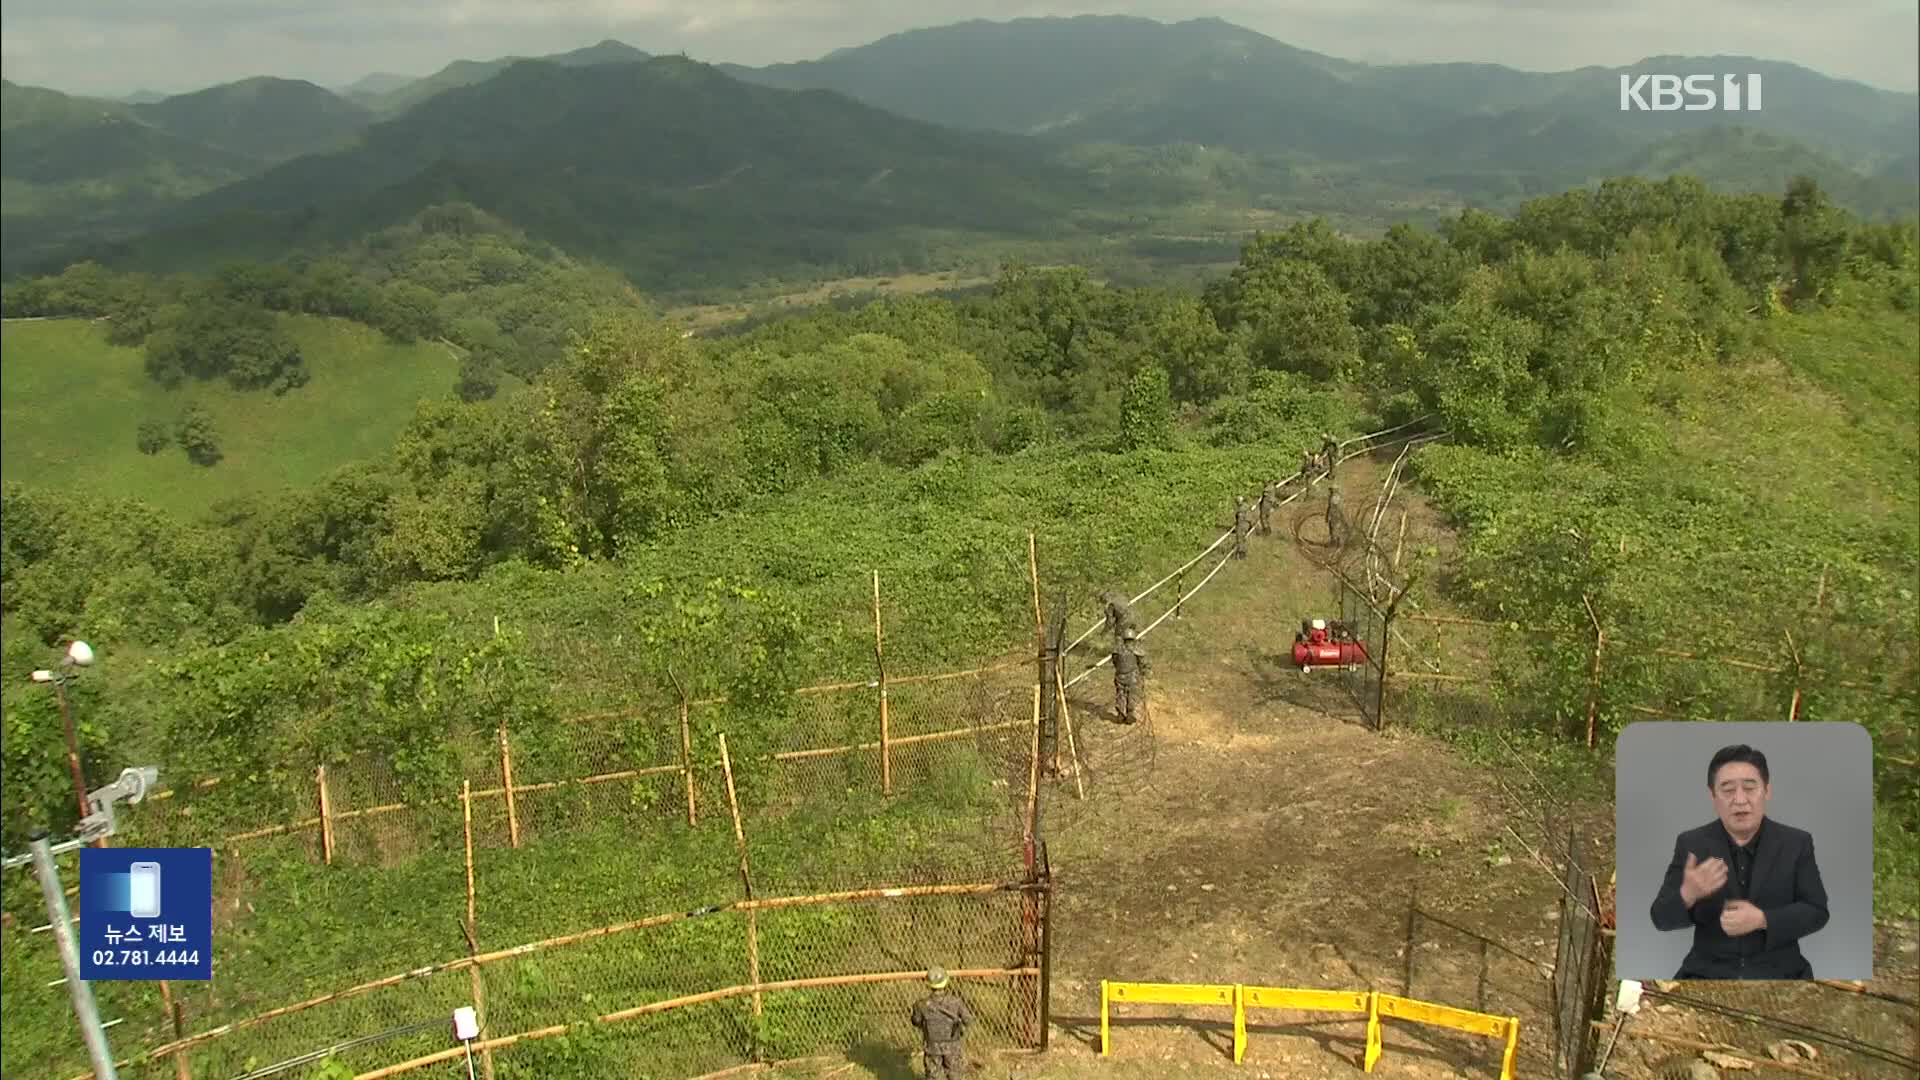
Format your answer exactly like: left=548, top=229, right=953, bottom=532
left=1100, top=981, right=1243, bottom=1059
left=1376, top=993, right=1511, bottom=1039
left=1242, top=987, right=1370, bottom=1013
left=1101, top=979, right=1519, bottom=1079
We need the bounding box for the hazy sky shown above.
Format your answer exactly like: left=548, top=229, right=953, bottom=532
left=3, top=1, right=1915, bottom=98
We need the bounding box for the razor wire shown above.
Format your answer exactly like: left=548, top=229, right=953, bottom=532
left=1060, top=418, right=1438, bottom=691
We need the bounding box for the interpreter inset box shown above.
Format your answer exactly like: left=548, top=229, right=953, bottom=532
left=1614, top=722, right=1873, bottom=982
left=78, top=847, right=213, bottom=980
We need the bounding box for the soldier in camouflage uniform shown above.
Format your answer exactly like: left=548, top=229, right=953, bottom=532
left=1301, top=447, right=1320, bottom=481
left=1231, top=495, right=1252, bottom=559
left=1325, top=485, right=1348, bottom=547
left=909, top=966, right=974, bottom=1079
left=1320, top=432, right=1340, bottom=478
left=1257, top=479, right=1278, bottom=536
left=1112, top=627, right=1148, bottom=724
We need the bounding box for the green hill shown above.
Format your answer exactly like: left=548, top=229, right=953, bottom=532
left=130, top=76, right=373, bottom=162
left=0, top=315, right=460, bottom=517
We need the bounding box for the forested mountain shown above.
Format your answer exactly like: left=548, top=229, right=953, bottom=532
left=129, top=76, right=373, bottom=162
left=68, top=56, right=1099, bottom=291
left=6, top=15, right=1916, bottom=289
left=724, top=16, right=1919, bottom=188
left=1, top=81, right=262, bottom=273
left=359, top=39, right=651, bottom=115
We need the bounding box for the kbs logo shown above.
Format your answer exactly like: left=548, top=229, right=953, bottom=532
left=1619, top=74, right=1763, bottom=112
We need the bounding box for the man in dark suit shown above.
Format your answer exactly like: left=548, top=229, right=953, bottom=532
left=1649, top=744, right=1830, bottom=979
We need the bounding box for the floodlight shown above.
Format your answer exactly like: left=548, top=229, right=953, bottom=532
left=66, top=641, right=94, bottom=667
left=31, top=670, right=54, bottom=683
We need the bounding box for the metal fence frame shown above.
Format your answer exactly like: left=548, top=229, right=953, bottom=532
left=1551, top=826, right=1605, bottom=1080
left=1335, top=569, right=1395, bottom=730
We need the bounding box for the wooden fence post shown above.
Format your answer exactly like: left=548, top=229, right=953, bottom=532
left=1027, top=533, right=1045, bottom=703
left=719, top=734, right=762, bottom=1055
left=159, top=979, right=192, bottom=1080
left=461, top=780, right=497, bottom=1080
left=873, top=570, right=892, bottom=797
left=1582, top=595, right=1605, bottom=750
left=1785, top=630, right=1804, bottom=722
left=1055, top=664, right=1086, bottom=801
left=498, top=725, right=520, bottom=849
left=669, top=667, right=697, bottom=827
left=316, top=765, right=334, bottom=865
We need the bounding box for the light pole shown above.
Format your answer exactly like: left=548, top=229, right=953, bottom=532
left=31, top=639, right=98, bottom=823
left=3, top=765, right=161, bottom=1080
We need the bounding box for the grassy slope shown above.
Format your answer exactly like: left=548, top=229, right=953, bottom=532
left=0, top=316, right=459, bottom=517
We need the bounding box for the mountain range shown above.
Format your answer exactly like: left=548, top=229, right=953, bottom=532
left=4, top=15, right=1915, bottom=285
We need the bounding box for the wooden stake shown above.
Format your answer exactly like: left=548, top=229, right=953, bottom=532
left=1023, top=683, right=1042, bottom=848
left=718, top=734, right=763, bottom=1045
left=1785, top=629, right=1803, bottom=722
left=462, top=780, right=476, bottom=937
left=1392, top=508, right=1409, bottom=569
left=461, top=781, right=498, bottom=1080
left=316, top=765, right=334, bottom=865
left=1026, top=533, right=1046, bottom=777
left=669, top=666, right=697, bottom=827
left=158, top=980, right=191, bottom=1080
left=873, top=570, right=891, bottom=797
left=498, top=726, right=520, bottom=849
left=1582, top=595, right=1604, bottom=750
left=1813, top=564, right=1828, bottom=611
left=1055, top=667, right=1085, bottom=801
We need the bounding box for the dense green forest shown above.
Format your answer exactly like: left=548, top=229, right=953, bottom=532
left=3, top=174, right=1914, bottom=872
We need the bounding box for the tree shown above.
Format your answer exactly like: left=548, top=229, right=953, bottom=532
left=175, top=405, right=223, bottom=466
left=1780, top=176, right=1850, bottom=305
left=135, top=419, right=171, bottom=455
left=456, top=353, right=504, bottom=402
left=1120, top=365, right=1174, bottom=451
left=1211, top=257, right=1360, bottom=381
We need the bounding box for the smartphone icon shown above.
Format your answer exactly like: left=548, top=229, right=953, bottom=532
left=128, top=862, right=162, bottom=919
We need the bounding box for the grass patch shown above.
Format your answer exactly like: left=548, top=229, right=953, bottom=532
left=1, top=315, right=460, bottom=519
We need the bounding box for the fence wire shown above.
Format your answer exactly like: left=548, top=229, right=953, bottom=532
left=6, top=648, right=1043, bottom=1080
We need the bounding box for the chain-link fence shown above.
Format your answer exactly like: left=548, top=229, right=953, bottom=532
left=1552, top=828, right=1606, bottom=1080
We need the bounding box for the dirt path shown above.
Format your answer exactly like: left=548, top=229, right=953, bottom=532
left=1027, top=456, right=1573, bottom=1077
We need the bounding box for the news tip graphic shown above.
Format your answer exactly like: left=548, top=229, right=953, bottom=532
left=78, top=847, right=212, bottom=981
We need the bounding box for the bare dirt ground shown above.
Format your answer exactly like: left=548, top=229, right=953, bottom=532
left=1027, top=460, right=1573, bottom=1079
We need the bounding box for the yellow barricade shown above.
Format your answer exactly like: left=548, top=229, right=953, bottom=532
left=1100, top=980, right=1519, bottom=1079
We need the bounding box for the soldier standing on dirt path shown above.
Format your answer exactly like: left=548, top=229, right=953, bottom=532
left=1321, top=432, right=1341, bottom=478
left=1326, top=485, right=1348, bottom=547
left=1112, top=627, right=1148, bottom=725
left=1258, top=479, right=1278, bottom=536
left=1231, top=495, right=1252, bottom=559
left=910, top=966, right=974, bottom=1080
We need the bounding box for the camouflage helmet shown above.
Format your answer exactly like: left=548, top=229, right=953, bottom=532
left=1122, top=626, right=1139, bottom=640
left=927, top=966, right=950, bottom=989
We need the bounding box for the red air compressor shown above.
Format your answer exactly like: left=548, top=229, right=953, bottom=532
left=1291, top=619, right=1369, bottom=670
